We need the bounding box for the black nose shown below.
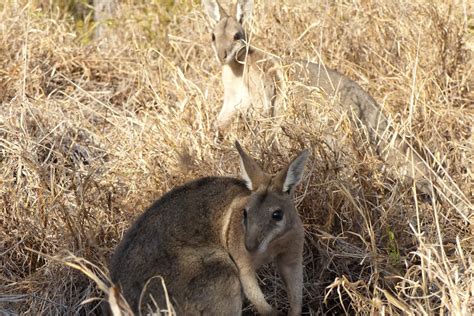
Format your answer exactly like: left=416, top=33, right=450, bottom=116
left=245, top=238, right=258, bottom=253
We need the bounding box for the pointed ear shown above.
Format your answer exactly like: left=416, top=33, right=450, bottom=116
left=202, top=0, right=228, bottom=22
left=275, top=149, right=309, bottom=194
left=235, top=141, right=265, bottom=191
left=234, top=0, right=253, bottom=25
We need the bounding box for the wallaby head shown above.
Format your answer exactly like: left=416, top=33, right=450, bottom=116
left=202, top=0, right=253, bottom=65
left=235, top=141, right=308, bottom=254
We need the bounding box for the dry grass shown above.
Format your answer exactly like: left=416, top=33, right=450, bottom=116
left=1, top=0, right=473, bottom=314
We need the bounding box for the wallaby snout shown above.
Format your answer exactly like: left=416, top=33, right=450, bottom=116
left=219, top=41, right=237, bottom=64
left=222, top=48, right=228, bottom=61
left=244, top=209, right=287, bottom=254
left=213, top=18, right=247, bottom=65
left=243, top=219, right=269, bottom=254
left=244, top=235, right=258, bottom=252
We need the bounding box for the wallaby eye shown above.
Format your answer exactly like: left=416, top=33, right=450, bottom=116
left=242, top=209, right=248, bottom=225
left=211, top=33, right=216, bottom=42
left=272, top=209, right=283, bottom=221
left=234, top=32, right=243, bottom=41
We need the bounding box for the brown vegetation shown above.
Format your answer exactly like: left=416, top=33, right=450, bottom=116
left=1, top=0, right=472, bottom=314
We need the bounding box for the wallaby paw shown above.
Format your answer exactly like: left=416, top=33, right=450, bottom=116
left=287, top=308, right=302, bottom=316
left=262, top=307, right=281, bottom=316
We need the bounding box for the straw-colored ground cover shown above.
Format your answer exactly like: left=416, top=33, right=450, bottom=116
left=1, top=0, right=472, bottom=314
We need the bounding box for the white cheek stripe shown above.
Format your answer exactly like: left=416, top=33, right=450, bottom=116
left=220, top=202, right=235, bottom=248
left=257, top=220, right=285, bottom=253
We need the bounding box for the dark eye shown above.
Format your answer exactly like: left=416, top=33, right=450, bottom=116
left=211, top=33, right=216, bottom=41
left=272, top=209, right=283, bottom=221
left=243, top=209, right=248, bottom=225
left=234, top=32, right=242, bottom=41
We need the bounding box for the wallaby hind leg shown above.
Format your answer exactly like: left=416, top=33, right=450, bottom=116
left=133, top=276, right=173, bottom=315
left=183, top=256, right=243, bottom=315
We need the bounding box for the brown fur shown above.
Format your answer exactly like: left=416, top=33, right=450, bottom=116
left=109, top=142, right=309, bottom=315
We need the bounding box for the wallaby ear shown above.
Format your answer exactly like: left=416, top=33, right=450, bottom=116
left=202, top=0, right=228, bottom=22
left=234, top=0, right=253, bottom=25
left=275, top=149, right=309, bottom=194
left=235, top=141, right=265, bottom=191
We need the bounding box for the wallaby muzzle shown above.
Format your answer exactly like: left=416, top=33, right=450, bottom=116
left=244, top=222, right=264, bottom=253
left=245, top=236, right=259, bottom=252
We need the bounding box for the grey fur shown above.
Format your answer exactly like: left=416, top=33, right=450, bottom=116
left=203, top=0, right=432, bottom=195
left=109, top=143, right=308, bottom=315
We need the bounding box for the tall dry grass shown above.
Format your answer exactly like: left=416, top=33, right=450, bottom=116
left=0, top=0, right=473, bottom=314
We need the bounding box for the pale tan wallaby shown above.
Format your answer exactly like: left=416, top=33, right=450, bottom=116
left=109, top=141, right=309, bottom=315
left=203, top=0, right=284, bottom=132
left=202, top=0, right=434, bottom=195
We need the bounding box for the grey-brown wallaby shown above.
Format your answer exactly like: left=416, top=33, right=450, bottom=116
left=109, top=141, right=309, bottom=315
left=202, top=0, right=433, bottom=195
